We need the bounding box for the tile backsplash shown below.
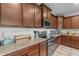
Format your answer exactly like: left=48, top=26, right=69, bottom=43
left=1, top=27, right=79, bottom=40
left=60, top=29, right=79, bottom=35
left=0, top=27, right=55, bottom=40
left=0, top=27, right=36, bottom=39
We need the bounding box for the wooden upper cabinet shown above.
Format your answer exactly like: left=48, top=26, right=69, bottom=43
left=72, top=16, right=79, bottom=29
left=40, top=4, right=51, bottom=19
left=34, top=5, right=42, bottom=28
left=49, top=14, right=57, bottom=29
left=47, top=7, right=57, bottom=29
left=40, top=4, right=58, bottom=29
left=23, top=3, right=34, bottom=27
left=64, top=17, right=72, bottom=29
left=48, top=9, right=51, bottom=19
left=64, top=16, right=79, bottom=29
left=1, top=3, right=22, bottom=26
left=51, top=15, right=57, bottom=29
left=57, top=16, right=63, bottom=29
left=43, top=7, right=48, bottom=19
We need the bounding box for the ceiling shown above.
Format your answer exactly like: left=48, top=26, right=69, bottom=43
left=45, top=3, right=79, bottom=16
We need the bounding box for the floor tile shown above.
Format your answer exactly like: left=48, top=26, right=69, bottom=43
left=52, top=45, right=79, bottom=56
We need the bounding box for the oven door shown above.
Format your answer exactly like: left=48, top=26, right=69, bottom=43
left=47, top=36, right=59, bottom=56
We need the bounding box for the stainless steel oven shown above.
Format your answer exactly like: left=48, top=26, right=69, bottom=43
left=47, top=30, right=60, bottom=56
left=38, top=31, right=47, bottom=38
left=34, top=31, right=47, bottom=39
left=34, top=30, right=60, bottom=56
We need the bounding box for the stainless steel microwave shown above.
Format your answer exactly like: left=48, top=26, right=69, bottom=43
left=43, top=19, right=52, bottom=28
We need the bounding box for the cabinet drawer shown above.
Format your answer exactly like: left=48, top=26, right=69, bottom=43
left=26, top=49, right=40, bottom=56
left=27, top=44, right=39, bottom=53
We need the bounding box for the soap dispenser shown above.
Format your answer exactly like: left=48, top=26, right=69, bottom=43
left=34, top=31, right=39, bottom=39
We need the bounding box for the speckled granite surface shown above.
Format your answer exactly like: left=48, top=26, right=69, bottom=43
left=0, top=38, right=47, bottom=56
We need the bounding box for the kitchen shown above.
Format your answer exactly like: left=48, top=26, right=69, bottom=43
left=0, top=3, right=79, bottom=56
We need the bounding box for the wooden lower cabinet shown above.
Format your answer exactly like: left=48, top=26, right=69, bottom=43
left=54, top=36, right=62, bottom=44
left=71, top=36, right=79, bottom=49
left=26, top=49, right=40, bottom=56
left=40, top=45, right=47, bottom=56
left=61, top=35, right=71, bottom=47
left=5, top=41, right=47, bottom=56
left=61, top=36, right=79, bottom=49
left=55, top=35, right=71, bottom=47
left=6, top=44, right=39, bottom=56
left=40, top=41, right=47, bottom=56
left=55, top=35, right=79, bottom=49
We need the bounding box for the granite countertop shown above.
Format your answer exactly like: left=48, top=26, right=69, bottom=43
left=60, top=34, right=79, bottom=36
left=0, top=38, right=47, bottom=56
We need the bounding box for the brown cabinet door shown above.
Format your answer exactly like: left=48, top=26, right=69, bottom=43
left=40, top=4, right=51, bottom=19
left=43, top=7, right=48, bottom=19
left=48, top=12, right=57, bottom=29
left=23, top=3, right=34, bottom=27
left=6, top=44, right=39, bottom=56
left=58, top=16, right=63, bottom=29
left=64, top=17, right=72, bottom=29
left=61, top=36, right=71, bottom=47
left=48, top=10, right=51, bottom=19
left=71, top=36, right=79, bottom=49
left=40, top=41, right=47, bottom=56
left=72, top=16, right=79, bottom=29
left=35, top=5, right=41, bottom=28
left=54, top=36, right=61, bottom=44
left=27, top=49, right=39, bottom=56
left=40, top=45, right=47, bottom=56
left=51, top=15, right=57, bottom=29
left=1, top=3, right=22, bottom=26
